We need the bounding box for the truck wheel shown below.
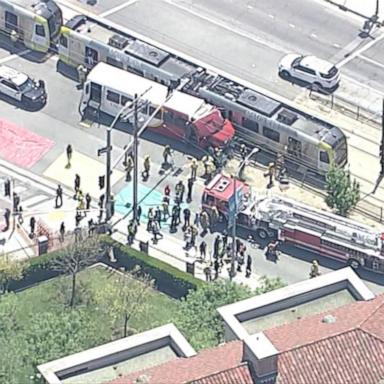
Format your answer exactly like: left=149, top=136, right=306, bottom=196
left=347, top=258, right=361, bottom=270
left=256, top=228, right=269, bottom=240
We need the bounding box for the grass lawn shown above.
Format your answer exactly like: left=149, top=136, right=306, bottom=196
left=0, top=264, right=180, bottom=384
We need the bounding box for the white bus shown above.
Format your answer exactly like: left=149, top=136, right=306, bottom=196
left=80, top=63, right=234, bottom=148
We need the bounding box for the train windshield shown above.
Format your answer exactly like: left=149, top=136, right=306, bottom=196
left=324, top=127, right=348, bottom=167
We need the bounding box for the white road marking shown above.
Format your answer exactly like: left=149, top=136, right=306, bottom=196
left=336, top=32, right=384, bottom=67
left=357, top=53, right=384, bottom=71
left=289, top=23, right=295, bottom=28
left=268, top=14, right=275, bottom=19
left=162, top=0, right=290, bottom=54
left=333, top=43, right=341, bottom=48
left=310, top=33, right=317, bottom=39
left=0, top=49, right=30, bottom=64
left=99, top=0, right=140, bottom=18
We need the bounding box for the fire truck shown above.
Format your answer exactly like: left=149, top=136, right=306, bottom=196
left=202, top=174, right=384, bottom=274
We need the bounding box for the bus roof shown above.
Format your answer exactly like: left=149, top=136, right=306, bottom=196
left=87, top=62, right=168, bottom=106
left=164, top=91, right=210, bottom=120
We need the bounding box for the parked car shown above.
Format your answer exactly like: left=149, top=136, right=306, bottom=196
left=278, top=54, right=340, bottom=91
left=0, top=65, right=46, bottom=109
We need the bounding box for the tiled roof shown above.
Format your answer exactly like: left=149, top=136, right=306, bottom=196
left=265, top=294, right=384, bottom=352
left=266, top=294, right=384, bottom=384
left=108, top=340, right=245, bottom=384
left=276, top=329, right=384, bottom=384
left=187, top=363, right=253, bottom=384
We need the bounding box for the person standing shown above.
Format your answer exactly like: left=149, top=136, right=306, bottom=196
left=175, top=181, right=185, bottom=203
left=137, top=205, right=142, bottom=225
left=200, top=210, right=209, bottom=234
left=162, top=200, right=169, bottom=220
left=199, top=240, right=207, bottom=261
left=213, top=235, right=221, bottom=259
left=55, top=184, right=63, bottom=208
left=204, top=263, right=212, bottom=282
left=190, top=225, right=198, bottom=247
left=183, top=208, right=191, bottom=229
left=147, top=208, right=154, bottom=231
left=187, top=178, right=194, bottom=202
left=66, top=144, right=73, bottom=168
left=74, top=174, right=81, bottom=194
left=170, top=205, right=178, bottom=230
left=190, top=158, right=198, bottom=180
left=3, top=208, right=10, bottom=232
left=29, top=216, right=36, bottom=237
left=163, top=145, right=172, bottom=165
left=142, top=155, right=151, bottom=180
left=155, top=206, right=162, bottom=228
left=85, top=193, right=91, bottom=212
left=152, top=220, right=163, bottom=242
left=164, top=185, right=171, bottom=203
left=59, top=222, right=65, bottom=243
left=214, top=258, right=220, bottom=280
left=125, top=154, right=134, bottom=182
left=246, top=254, right=252, bottom=278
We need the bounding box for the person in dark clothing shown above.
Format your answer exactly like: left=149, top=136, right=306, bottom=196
left=246, top=254, right=252, bottom=277
left=213, top=235, right=221, bottom=258
left=222, top=230, right=228, bottom=249
left=75, top=211, right=82, bottom=227
left=30, top=216, right=36, bottom=237
left=59, top=221, right=65, bottom=242
left=175, top=181, right=185, bottom=203
left=183, top=208, right=191, bottom=229
left=187, top=178, right=194, bottom=202
left=155, top=206, right=162, bottom=228
left=74, top=174, right=81, bottom=193
left=137, top=205, right=142, bottom=224
left=66, top=144, right=73, bottom=168
left=3, top=208, right=10, bottom=231
left=214, top=258, right=220, bottom=280
left=170, top=206, right=178, bottom=230
left=199, top=241, right=207, bottom=261
left=176, top=205, right=181, bottom=225
left=55, top=184, right=63, bottom=208
left=85, top=193, right=91, bottom=211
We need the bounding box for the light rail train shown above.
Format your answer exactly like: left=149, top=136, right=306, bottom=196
left=0, top=0, right=62, bottom=52
left=1, top=2, right=348, bottom=173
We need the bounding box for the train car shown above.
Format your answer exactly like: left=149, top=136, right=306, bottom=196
left=196, top=75, right=348, bottom=174
left=80, top=62, right=234, bottom=148
left=58, top=14, right=347, bottom=174
left=0, top=0, right=62, bottom=52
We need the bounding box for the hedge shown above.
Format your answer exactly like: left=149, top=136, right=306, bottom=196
left=8, top=236, right=204, bottom=298
left=102, top=237, right=205, bottom=298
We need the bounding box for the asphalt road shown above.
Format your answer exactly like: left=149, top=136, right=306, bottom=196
left=85, top=0, right=384, bottom=98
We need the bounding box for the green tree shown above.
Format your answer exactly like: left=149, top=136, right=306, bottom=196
left=91, top=266, right=154, bottom=338
left=52, top=234, right=105, bottom=307
left=325, top=164, right=360, bottom=217
left=176, top=278, right=285, bottom=350
left=0, top=254, right=26, bottom=294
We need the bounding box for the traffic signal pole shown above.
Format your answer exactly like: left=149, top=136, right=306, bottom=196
left=381, top=98, right=384, bottom=175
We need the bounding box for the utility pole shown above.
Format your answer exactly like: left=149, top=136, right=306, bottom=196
left=133, top=94, right=139, bottom=223
left=229, top=148, right=258, bottom=279
left=105, top=126, right=112, bottom=221
left=381, top=98, right=384, bottom=176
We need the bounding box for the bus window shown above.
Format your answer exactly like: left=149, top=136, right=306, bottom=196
left=320, top=151, right=330, bottom=164
left=106, top=90, right=120, bottom=104
left=106, top=56, right=123, bottom=69
left=5, top=11, right=17, bottom=31
left=90, top=82, right=101, bottom=103
left=121, top=95, right=132, bottom=106
left=263, top=126, right=280, bottom=142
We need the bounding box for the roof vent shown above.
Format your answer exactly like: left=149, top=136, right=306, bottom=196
left=108, top=34, right=129, bottom=50
left=322, top=314, right=336, bottom=324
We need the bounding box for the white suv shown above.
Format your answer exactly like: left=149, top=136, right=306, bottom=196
left=278, top=54, right=340, bottom=91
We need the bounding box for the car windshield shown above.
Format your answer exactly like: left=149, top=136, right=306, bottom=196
left=18, top=78, right=35, bottom=92
left=292, top=56, right=302, bottom=67
left=320, top=66, right=338, bottom=79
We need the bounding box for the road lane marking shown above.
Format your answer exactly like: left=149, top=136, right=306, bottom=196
left=161, top=0, right=290, bottom=54
left=357, top=53, right=384, bottom=70
left=289, top=23, right=295, bottom=28
left=99, top=0, right=140, bottom=18
left=336, top=31, right=384, bottom=67
left=310, top=33, right=317, bottom=39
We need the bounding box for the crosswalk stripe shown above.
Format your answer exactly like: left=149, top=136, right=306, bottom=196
left=23, top=195, right=51, bottom=208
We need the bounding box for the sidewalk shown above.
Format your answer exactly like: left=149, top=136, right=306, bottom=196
left=112, top=216, right=264, bottom=290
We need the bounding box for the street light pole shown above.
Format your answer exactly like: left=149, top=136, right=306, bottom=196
left=133, top=94, right=139, bottom=223
left=105, top=126, right=112, bottom=221
left=230, top=148, right=259, bottom=279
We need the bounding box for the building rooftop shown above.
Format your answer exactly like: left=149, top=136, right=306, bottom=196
left=107, top=340, right=248, bottom=384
